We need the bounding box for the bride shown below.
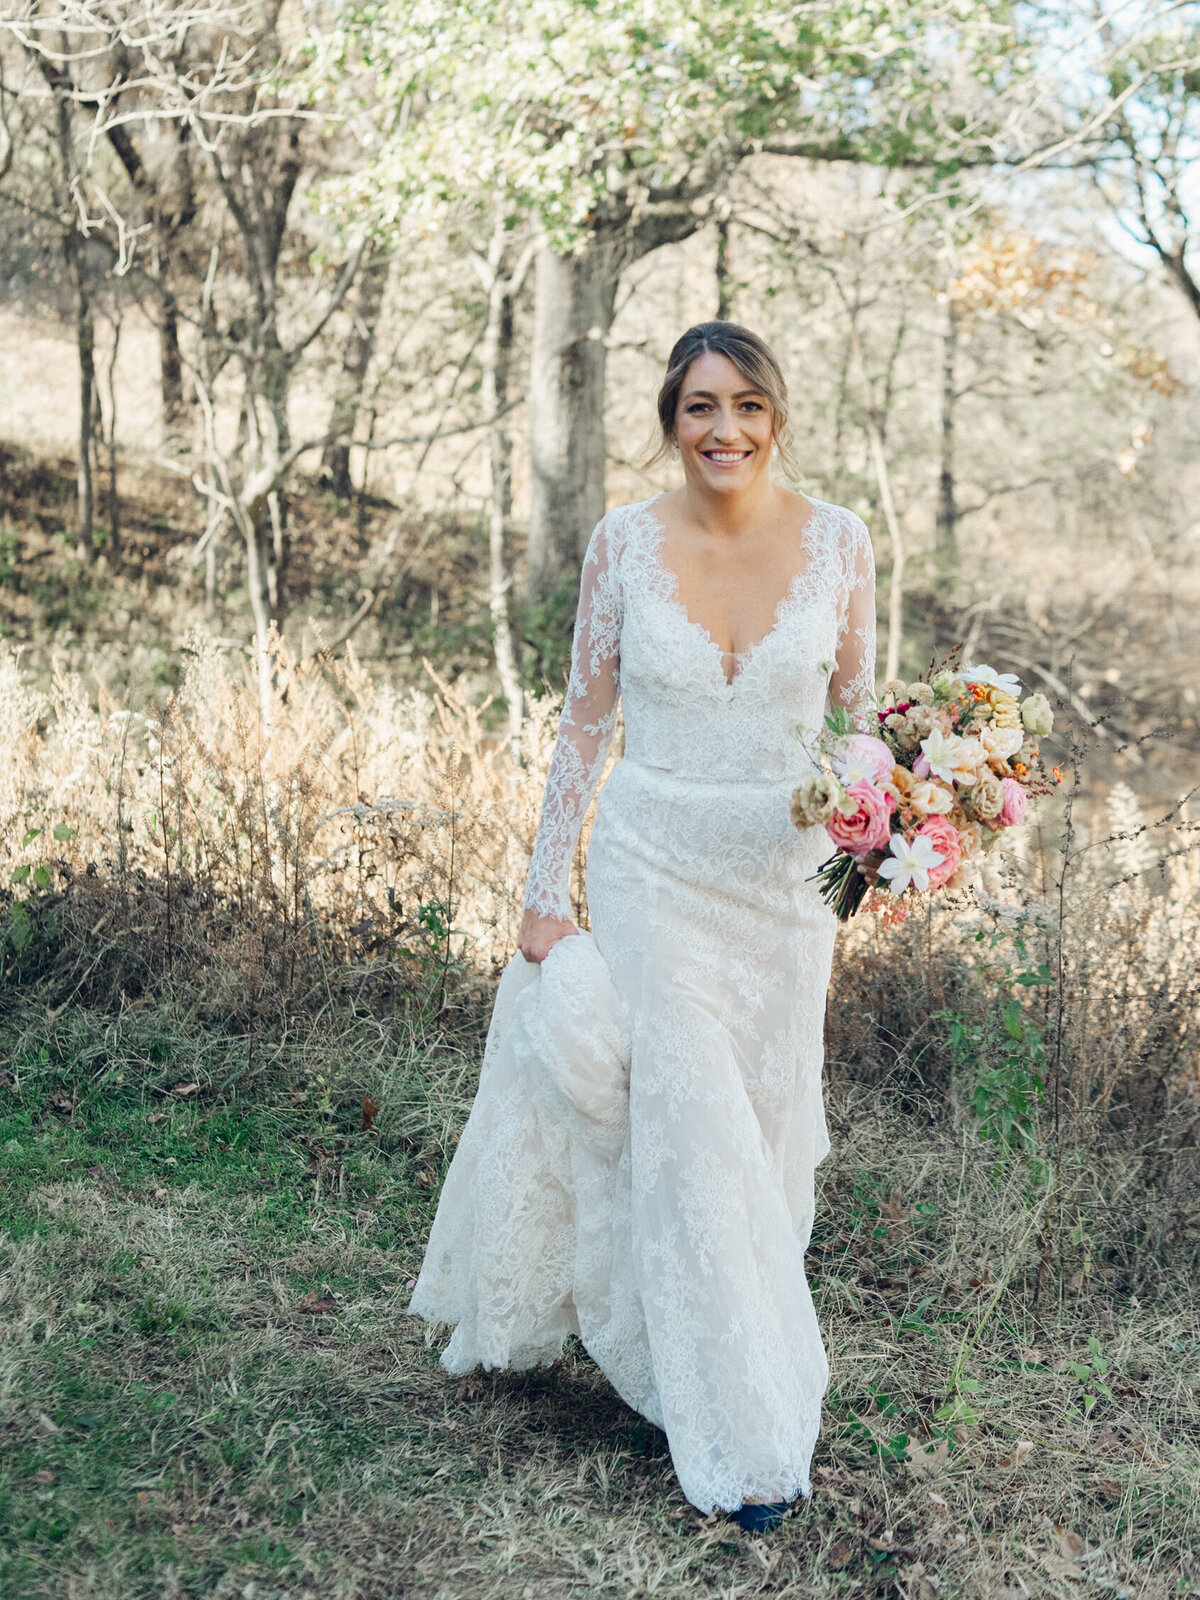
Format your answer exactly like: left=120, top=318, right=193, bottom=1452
left=409, top=321, right=876, bottom=1532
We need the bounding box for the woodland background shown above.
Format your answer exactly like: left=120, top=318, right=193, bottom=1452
left=0, top=3, right=1198, bottom=1598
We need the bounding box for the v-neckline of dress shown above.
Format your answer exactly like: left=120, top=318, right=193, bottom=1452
left=641, top=492, right=824, bottom=689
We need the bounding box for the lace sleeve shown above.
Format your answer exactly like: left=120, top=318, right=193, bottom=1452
left=828, top=512, right=877, bottom=729
left=522, top=514, right=622, bottom=920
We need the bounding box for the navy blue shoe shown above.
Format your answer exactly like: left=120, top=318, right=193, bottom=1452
left=730, top=1499, right=788, bottom=1533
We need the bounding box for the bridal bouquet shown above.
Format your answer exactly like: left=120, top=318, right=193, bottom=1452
left=791, top=663, right=1058, bottom=921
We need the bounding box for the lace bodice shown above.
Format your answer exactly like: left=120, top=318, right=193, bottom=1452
left=523, top=494, right=877, bottom=919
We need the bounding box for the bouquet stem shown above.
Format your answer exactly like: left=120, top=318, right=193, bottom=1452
left=809, top=851, right=876, bottom=922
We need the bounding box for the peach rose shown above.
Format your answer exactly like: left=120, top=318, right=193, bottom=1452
left=825, top=780, right=896, bottom=857
left=915, top=816, right=963, bottom=890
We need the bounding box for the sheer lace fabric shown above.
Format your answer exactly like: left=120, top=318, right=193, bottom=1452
left=409, top=494, right=877, bottom=1514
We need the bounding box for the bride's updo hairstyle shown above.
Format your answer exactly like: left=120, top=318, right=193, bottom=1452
left=648, top=321, right=799, bottom=476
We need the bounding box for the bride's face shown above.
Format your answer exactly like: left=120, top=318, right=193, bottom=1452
left=673, top=351, right=775, bottom=494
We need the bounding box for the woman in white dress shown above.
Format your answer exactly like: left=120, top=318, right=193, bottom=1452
left=409, top=322, right=877, bottom=1532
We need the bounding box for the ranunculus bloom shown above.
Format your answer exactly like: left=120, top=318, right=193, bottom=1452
left=825, top=780, right=895, bottom=857
left=832, top=734, right=894, bottom=786
left=997, top=777, right=1027, bottom=827
left=916, top=817, right=962, bottom=889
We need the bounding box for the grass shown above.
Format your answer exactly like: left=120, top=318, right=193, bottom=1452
left=1, top=999, right=1197, bottom=1600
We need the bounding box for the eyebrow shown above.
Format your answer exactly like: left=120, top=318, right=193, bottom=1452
left=681, top=387, right=767, bottom=401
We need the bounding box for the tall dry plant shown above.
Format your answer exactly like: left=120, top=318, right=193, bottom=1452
left=0, top=636, right=573, bottom=1019
left=1, top=636, right=1196, bottom=1168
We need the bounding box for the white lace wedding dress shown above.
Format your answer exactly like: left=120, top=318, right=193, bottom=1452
left=409, top=492, right=876, bottom=1514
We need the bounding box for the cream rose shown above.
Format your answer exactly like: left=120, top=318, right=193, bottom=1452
left=909, top=779, right=955, bottom=816
left=790, top=772, right=842, bottom=830
left=967, top=769, right=1005, bottom=820
left=981, top=723, right=1023, bottom=761
left=1020, top=692, right=1054, bottom=737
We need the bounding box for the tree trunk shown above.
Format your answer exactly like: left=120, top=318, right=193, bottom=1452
left=480, top=247, right=525, bottom=749
left=715, top=217, right=732, bottom=320
left=159, top=291, right=185, bottom=432
left=102, top=313, right=121, bottom=560
left=527, top=238, right=621, bottom=602
left=865, top=416, right=905, bottom=685
left=936, top=291, right=959, bottom=554
left=322, top=245, right=389, bottom=498
left=68, top=231, right=97, bottom=563
left=243, top=499, right=275, bottom=728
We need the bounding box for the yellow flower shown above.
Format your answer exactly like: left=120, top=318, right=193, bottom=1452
left=987, top=688, right=1021, bottom=729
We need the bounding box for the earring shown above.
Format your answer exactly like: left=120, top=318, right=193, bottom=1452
left=671, top=440, right=680, bottom=461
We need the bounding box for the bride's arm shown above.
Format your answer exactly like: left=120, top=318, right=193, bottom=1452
left=827, top=513, right=877, bottom=729
left=518, top=514, right=622, bottom=962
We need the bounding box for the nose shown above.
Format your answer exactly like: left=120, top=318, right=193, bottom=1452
left=710, top=405, right=740, bottom=442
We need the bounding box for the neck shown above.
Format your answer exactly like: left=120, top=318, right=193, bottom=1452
left=680, top=473, right=779, bottom=539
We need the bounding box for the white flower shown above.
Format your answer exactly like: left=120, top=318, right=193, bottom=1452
left=962, top=663, right=1022, bottom=695
left=830, top=734, right=893, bottom=787
left=918, top=727, right=986, bottom=787
left=877, top=833, right=946, bottom=896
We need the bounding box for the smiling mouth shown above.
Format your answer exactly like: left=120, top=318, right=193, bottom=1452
left=702, top=450, right=752, bottom=464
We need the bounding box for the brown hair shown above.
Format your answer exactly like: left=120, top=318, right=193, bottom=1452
left=647, top=321, right=799, bottom=477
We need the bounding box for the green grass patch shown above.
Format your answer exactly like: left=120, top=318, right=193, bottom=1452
left=1, top=998, right=1197, bottom=1599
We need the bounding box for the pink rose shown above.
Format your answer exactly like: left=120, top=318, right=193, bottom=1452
left=826, top=780, right=895, bottom=857
left=833, top=734, right=894, bottom=786
left=997, top=777, right=1027, bottom=828
left=915, top=816, right=962, bottom=890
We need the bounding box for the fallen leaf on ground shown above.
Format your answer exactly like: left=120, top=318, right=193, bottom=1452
left=826, top=1540, right=854, bottom=1569
left=86, top=1164, right=106, bottom=1178
left=880, top=1187, right=911, bottom=1227
left=1052, top=1523, right=1087, bottom=1560
left=1000, top=1439, right=1035, bottom=1469
left=170, top=1083, right=199, bottom=1098
left=361, top=1094, right=379, bottom=1131
left=868, top=1535, right=918, bottom=1555
left=29, top=1470, right=54, bottom=1485
left=296, top=1291, right=338, bottom=1314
